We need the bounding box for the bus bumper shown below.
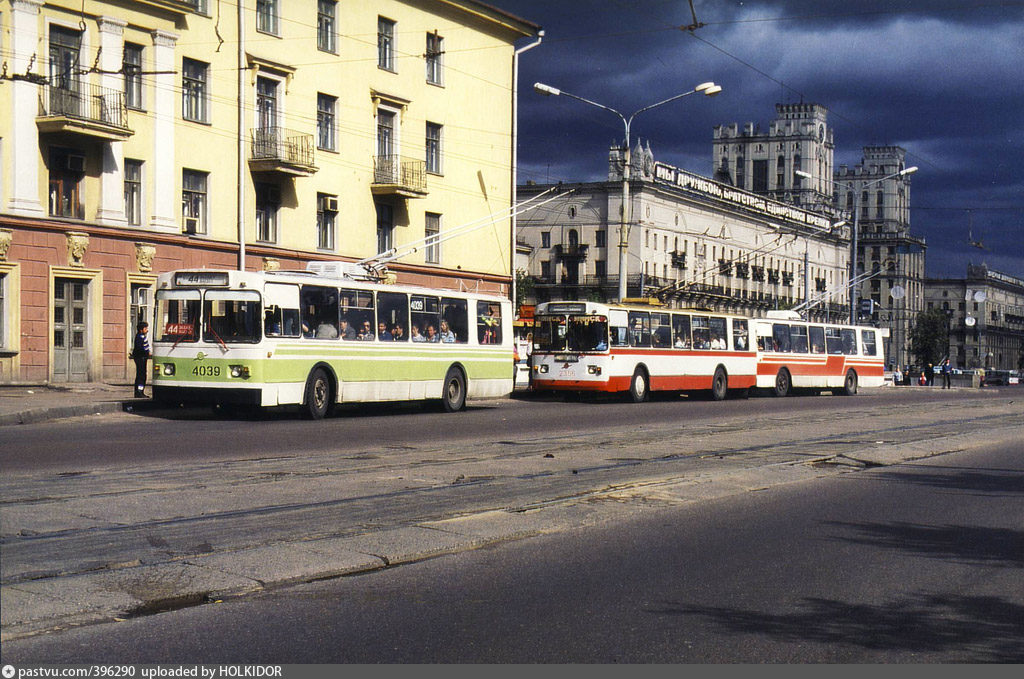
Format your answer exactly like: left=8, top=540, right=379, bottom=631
left=152, top=385, right=263, bottom=407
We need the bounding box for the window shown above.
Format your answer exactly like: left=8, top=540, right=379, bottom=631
left=182, top=58, right=209, bottom=123
left=378, top=292, right=409, bottom=341
left=841, top=328, right=858, bottom=355
left=376, top=109, right=395, bottom=159
left=825, top=327, right=844, bottom=354
left=203, top=290, right=261, bottom=344
left=317, top=193, right=337, bottom=250
left=256, top=0, right=279, bottom=35
left=317, top=93, right=336, bottom=151
left=123, top=43, right=144, bottom=110
left=48, top=147, right=84, bottom=219
left=732, top=319, right=748, bottom=351
left=595, top=230, right=606, bottom=248
left=124, top=159, right=143, bottom=226
left=477, top=301, right=502, bottom=344
left=425, top=212, right=441, bottom=264
left=709, top=317, right=728, bottom=350
left=540, top=260, right=551, bottom=279
left=256, top=183, right=280, bottom=243
left=650, top=312, right=670, bottom=348
left=155, top=290, right=200, bottom=342
left=876, top=190, right=884, bottom=219
left=862, top=329, right=877, bottom=356
left=317, top=0, right=337, bottom=53
left=378, top=17, right=395, bottom=71
left=789, top=324, right=809, bottom=353
left=541, top=232, right=551, bottom=248
left=182, top=169, right=208, bottom=234
left=440, top=298, right=468, bottom=343
left=376, top=202, right=394, bottom=254
left=256, top=77, right=278, bottom=132
left=772, top=324, right=792, bottom=353
left=300, top=286, right=339, bottom=339
left=426, top=122, right=443, bottom=174
left=426, top=32, right=444, bottom=85
left=628, top=311, right=651, bottom=347
left=411, top=295, right=440, bottom=341
left=809, top=326, right=825, bottom=354
left=595, top=260, right=606, bottom=278
left=340, top=289, right=375, bottom=340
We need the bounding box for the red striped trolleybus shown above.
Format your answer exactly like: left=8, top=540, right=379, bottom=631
left=753, top=311, right=885, bottom=397
left=529, top=301, right=757, bottom=402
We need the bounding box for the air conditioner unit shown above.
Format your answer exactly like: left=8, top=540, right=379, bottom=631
left=66, top=154, right=86, bottom=172
left=322, top=196, right=339, bottom=212
left=184, top=217, right=200, bottom=234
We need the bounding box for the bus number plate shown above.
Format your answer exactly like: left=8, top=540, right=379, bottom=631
left=192, top=365, right=221, bottom=377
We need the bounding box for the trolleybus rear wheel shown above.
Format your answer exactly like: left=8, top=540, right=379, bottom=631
left=773, top=368, right=792, bottom=397
left=629, top=367, right=650, bottom=403
left=839, top=369, right=858, bottom=396
left=711, top=366, right=728, bottom=401
left=303, top=368, right=332, bottom=420
left=442, top=367, right=467, bottom=412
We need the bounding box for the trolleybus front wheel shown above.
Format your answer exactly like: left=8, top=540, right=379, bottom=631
left=629, top=367, right=650, bottom=403
left=773, top=368, right=792, bottom=397
left=303, top=368, right=333, bottom=420
left=838, top=369, right=858, bottom=396
left=711, top=366, right=728, bottom=401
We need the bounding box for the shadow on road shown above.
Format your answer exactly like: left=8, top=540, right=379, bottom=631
left=644, top=592, right=1024, bottom=662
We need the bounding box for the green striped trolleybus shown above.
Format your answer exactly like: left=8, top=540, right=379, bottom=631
left=151, top=266, right=513, bottom=418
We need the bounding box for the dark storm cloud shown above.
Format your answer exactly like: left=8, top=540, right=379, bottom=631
left=503, top=0, right=1024, bottom=278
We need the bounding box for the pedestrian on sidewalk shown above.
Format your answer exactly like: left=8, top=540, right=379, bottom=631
left=941, top=358, right=952, bottom=389
left=131, top=321, right=151, bottom=398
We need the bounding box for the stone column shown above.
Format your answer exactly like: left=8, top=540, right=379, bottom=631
left=6, top=0, right=46, bottom=215
left=96, top=17, right=129, bottom=226
left=150, top=30, right=179, bottom=231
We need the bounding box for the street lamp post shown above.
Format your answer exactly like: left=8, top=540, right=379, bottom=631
left=797, top=166, right=917, bottom=323
left=534, top=81, right=721, bottom=302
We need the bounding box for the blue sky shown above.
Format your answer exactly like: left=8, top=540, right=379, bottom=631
left=498, top=0, right=1024, bottom=279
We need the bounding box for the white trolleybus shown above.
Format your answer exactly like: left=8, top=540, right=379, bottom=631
left=529, top=301, right=758, bottom=402
left=151, top=264, right=513, bottom=418
left=753, top=310, right=885, bottom=396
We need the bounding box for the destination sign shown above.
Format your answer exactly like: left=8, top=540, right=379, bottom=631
left=175, top=271, right=230, bottom=287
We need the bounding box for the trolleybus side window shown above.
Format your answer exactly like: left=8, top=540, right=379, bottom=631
left=155, top=290, right=200, bottom=342
left=772, top=323, right=791, bottom=353
left=263, top=282, right=300, bottom=338
left=628, top=311, right=651, bottom=347
left=378, top=292, right=409, bottom=341
left=477, top=301, right=502, bottom=344
left=440, top=298, right=468, bottom=343
left=300, top=285, right=340, bottom=339
left=609, top=310, right=629, bottom=347
left=790, top=323, right=809, bottom=354
left=732, top=318, right=749, bottom=351
left=861, top=329, right=877, bottom=356
left=672, top=313, right=691, bottom=349
left=825, top=327, right=843, bottom=354
left=203, top=290, right=261, bottom=344
left=340, top=289, right=374, bottom=340
left=809, top=326, right=825, bottom=354
left=709, top=317, right=728, bottom=350
left=650, top=312, right=671, bottom=348
left=410, top=295, right=440, bottom=342
left=692, top=316, right=711, bottom=349
left=841, top=328, right=858, bottom=355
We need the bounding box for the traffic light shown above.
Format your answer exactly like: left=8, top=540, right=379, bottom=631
left=859, top=298, right=875, bottom=316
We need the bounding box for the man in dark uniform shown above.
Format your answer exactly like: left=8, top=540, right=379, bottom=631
left=131, top=321, right=151, bottom=398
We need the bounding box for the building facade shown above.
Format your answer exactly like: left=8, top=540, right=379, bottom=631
left=0, top=0, right=538, bottom=383
left=517, top=144, right=851, bottom=321
left=925, top=265, right=1024, bottom=371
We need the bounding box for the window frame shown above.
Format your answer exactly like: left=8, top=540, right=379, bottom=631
left=255, top=182, right=281, bottom=244
left=182, top=57, right=209, bottom=123
left=426, top=31, right=444, bottom=85
left=425, top=122, right=443, bottom=175
left=424, top=212, right=441, bottom=264
left=123, top=42, right=144, bottom=110
left=317, top=193, right=337, bottom=251
left=124, top=159, right=143, bottom=226
left=182, top=168, right=209, bottom=234
left=317, top=0, right=337, bottom=53
left=377, top=17, right=396, bottom=71
left=256, top=0, right=279, bottom=36
left=317, top=92, right=337, bottom=151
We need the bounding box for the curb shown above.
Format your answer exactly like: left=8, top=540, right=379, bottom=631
left=0, top=399, right=162, bottom=427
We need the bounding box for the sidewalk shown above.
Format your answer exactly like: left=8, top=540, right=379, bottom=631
left=0, top=383, right=157, bottom=427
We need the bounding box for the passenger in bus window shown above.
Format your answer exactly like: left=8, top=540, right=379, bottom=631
left=358, top=320, right=374, bottom=340
left=440, top=320, right=456, bottom=343
left=264, top=309, right=281, bottom=336
left=316, top=320, right=338, bottom=339
left=391, top=324, right=406, bottom=341
left=809, top=327, right=825, bottom=354
left=411, top=324, right=425, bottom=342
left=426, top=324, right=440, bottom=342
left=377, top=321, right=392, bottom=341
left=339, top=317, right=357, bottom=340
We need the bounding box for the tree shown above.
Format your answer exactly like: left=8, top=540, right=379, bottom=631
left=909, top=308, right=949, bottom=368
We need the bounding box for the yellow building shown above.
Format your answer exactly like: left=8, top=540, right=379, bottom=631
left=0, top=0, right=539, bottom=383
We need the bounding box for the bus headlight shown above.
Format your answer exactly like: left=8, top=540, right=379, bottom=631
left=538, top=364, right=549, bottom=374
left=229, top=364, right=251, bottom=379
left=158, top=363, right=175, bottom=376
left=587, top=365, right=602, bottom=375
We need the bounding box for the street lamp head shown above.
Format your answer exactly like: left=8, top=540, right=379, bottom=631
left=831, top=220, right=848, bottom=229
left=533, top=82, right=560, bottom=97
left=899, top=166, right=919, bottom=176
left=794, top=170, right=812, bottom=180
left=695, top=81, right=722, bottom=97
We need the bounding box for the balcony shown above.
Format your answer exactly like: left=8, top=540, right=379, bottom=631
left=553, top=243, right=589, bottom=259
left=671, top=251, right=687, bottom=269
left=37, top=80, right=133, bottom=141
left=249, top=127, right=318, bottom=176
left=372, top=155, right=428, bottom=198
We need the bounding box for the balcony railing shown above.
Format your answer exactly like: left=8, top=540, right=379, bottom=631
left=249, top=127, right=318, bottom=176
left=553, top=243, right=589, bottom=259
left=37, top=80, right=132, bottom=140
left=372, top=155, right=428, bottom=198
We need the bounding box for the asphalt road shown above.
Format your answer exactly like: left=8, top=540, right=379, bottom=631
left=0, top=386, right=1013, bottom=473
left=5, top=438, right=1021, bottom=663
